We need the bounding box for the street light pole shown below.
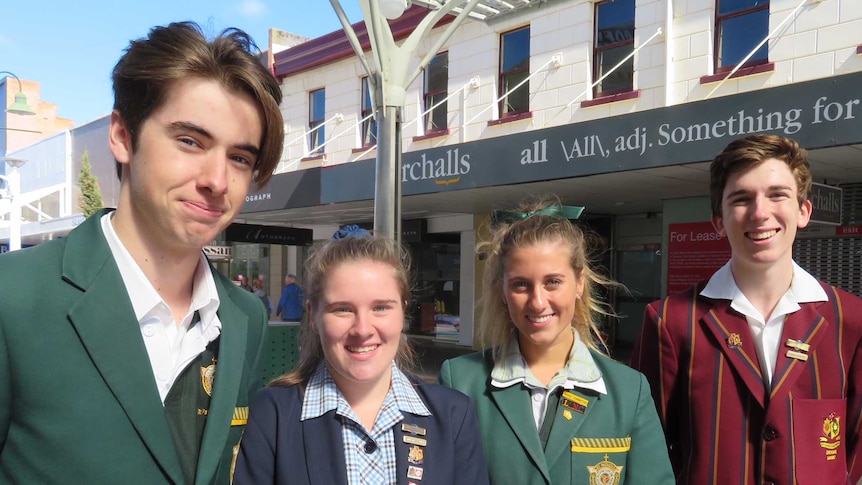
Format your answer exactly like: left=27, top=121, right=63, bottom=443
left=2, top=156, right=27, bottom=251
left=329, top=0, right=481, bottom=239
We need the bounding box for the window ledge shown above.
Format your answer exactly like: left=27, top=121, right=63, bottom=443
left=700, top=62, right=775, bottom=84
left=301, top=153, right=326, bottom=162
left=487, top=111, right=533, bottom=126
left=581, top=90, right=640, bottom=108
left=413, top=129, right=451, bottom=142
left=351, top=146, right=376, bottom=154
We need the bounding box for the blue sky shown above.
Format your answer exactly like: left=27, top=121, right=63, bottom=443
left=2, top=0, right=364, bottom=126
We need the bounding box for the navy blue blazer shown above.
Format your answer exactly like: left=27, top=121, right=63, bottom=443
left=234, top=377, right=489, bottom=485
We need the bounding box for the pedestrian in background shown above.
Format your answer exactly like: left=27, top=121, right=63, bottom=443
left=631, top=134, right=862, bottom=484
left=439, top=196, right=674, bottom=485
left=253, top=278, right=272, bottom=318
left=276, top=273, right=303, bottom=321
left=234, top=234, right=488, bottom=485
left=0, top=21, right=284, bottom=484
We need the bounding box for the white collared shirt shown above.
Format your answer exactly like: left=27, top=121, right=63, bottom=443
left=701, top=261, right=827, bottom=387
left=101, top=213, right=222, bottom=404
left=490, top=328, right=606, bottom=429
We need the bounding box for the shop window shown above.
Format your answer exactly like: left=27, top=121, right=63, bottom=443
left=360, top=77, right=377, bottom=148
left=407, top=235, right=461, bottom=343
left=423, top=52, right=449, bottom=134
left=593, top=0, right=635, bottom=97
left=308, top=88, right=325, bottom=154
left=499, top=26, right=530, bottom=118
left=715, top=0, right=769, bottom=72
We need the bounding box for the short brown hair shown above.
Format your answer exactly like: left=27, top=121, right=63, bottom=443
left=112, top=21, right=284, bottom=187
left=709, top=134, right=811, bottom=217
left=270, top=236, right=416, bottom=387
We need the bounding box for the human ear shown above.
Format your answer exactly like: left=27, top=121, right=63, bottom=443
left=108, top=110, right=133, bottom=165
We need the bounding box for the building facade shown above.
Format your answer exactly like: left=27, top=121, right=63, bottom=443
left=238, top=0, right=862, bottom=360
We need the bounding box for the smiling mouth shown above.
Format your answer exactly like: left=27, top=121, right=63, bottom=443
left=747, top=230, right=778, bottom=240
left=527, top=314, right=554, bottom=324
left=347, top=345, right=378, bottom=354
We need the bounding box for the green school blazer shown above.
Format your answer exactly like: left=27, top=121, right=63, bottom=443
left=439, top=350, right=675, bottom=485
left=0, top=210, right=268, bottom=484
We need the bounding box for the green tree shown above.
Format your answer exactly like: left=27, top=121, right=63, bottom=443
left=78, top=151, right=104, bottom=217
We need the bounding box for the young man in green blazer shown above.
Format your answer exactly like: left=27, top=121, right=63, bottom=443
left=0, top=21, right=284, bottom=484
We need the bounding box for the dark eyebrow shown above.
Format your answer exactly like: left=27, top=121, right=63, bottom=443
left=167, top=121, right=260, bottom=158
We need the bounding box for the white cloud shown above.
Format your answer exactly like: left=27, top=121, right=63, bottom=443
left=238, top=0, right=268, bottom=16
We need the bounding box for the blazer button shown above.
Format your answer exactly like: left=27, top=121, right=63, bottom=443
left=763, top=427, right=778, bottom=441
left=364, top=441, right=377, bottom=454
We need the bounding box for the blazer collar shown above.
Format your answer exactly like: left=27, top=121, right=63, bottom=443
left=63, top=211, right=251, bottom=485
left=702, top=297, right=829, bottom=407
left=63, top=211, right=185, bottom=484
left=303, top=411, right=350, bottom=484
left=489, top=384, right=549, bottom=483
left=195, top=273, right=249, bottom=485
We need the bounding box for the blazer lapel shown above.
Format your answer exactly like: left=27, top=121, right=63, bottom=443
left=303, top=412, right=349, bottom=484
left=63, top=212, right=184, bottom=485
left=702, top=301, right=768, bottom=408
left=394, top=415, right=430, bottom=485
left=490, top=384, right=549, bottom=483
left=195, top=278, right=249, bottom=485
left=769, top=302, right=829, bottom=401
left=543, top=388, right=599, bottom=471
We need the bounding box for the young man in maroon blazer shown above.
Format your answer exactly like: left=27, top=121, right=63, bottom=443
left=631, top=134, right=862, bottom=485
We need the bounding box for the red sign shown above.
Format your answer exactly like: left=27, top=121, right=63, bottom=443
left=667, top=222, right=731, bottom=294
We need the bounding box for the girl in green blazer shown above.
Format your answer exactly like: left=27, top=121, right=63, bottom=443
left=439, top=197, right=674, bottom=485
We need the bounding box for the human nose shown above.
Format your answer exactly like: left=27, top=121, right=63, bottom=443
left=527, top=286, right=547, bottom=310
left=350, top=311, right=374, bottom=336
left=750, top=195, right=769, bottom=221
left=198, top=152, right=229, bottom=195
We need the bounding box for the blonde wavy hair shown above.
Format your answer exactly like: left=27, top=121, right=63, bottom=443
left=478, top=196, right=620, bottom=363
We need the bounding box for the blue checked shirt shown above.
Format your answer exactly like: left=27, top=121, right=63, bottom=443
left=301, top=363, right=431, bottom=485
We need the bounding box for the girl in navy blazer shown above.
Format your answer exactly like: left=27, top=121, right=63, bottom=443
left=234, top=233, right=488, bottom=485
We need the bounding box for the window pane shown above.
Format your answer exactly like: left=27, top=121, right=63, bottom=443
left=362, top=118, right=377, bottom=146
left=362, top=79, right=372, bottom=111
left=597, top=44, right=634, bottom=93
left=718, top=9, right=769, bottom=67
left=719, top=0, right=767, bottom=16
left=502, top=71, right=529, bottom=114
left=597, top=0, right=635, bottom=48
left=502, top=28, right=530, bottom=73
left=309, top=123, right=325, bottom=152
left=425, top=53, right=448, bottom=93
left=425, top=93, right=447, bottom=131
left=310, top=89, right=325, bottom=120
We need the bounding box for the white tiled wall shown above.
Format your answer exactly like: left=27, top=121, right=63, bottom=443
left=276, top=0, right=862, bottom=172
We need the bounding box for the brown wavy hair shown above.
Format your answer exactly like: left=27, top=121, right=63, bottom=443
left=112, top=21, right=284, bottom=187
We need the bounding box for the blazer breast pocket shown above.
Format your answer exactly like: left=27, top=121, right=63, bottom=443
left=792, top=398, right=848, bottom=485
left=571, top=436, right=630, bottom=484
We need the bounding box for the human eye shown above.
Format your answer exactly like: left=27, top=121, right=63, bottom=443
left=230, top=153, right=256, bottom=168
left=510, top=281, right=529, bottom=292
left=546, top=278, right=562, bottom=287
left=177, top=136, right=201, bottom=148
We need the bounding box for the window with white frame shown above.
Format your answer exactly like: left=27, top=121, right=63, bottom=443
left=715, top=0, right=769, bottom=70
left=423, top=52, right=448, bottom=133
left=360, top=77, right=377, bottom=148
left=309, top=88, right=325, bottom=154
left=594, top=0, right=635, bottom=97
left=499, top=26, right=530, bottom=117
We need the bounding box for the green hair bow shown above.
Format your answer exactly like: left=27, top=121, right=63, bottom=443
left=492, top=205, right=585, bottom=224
